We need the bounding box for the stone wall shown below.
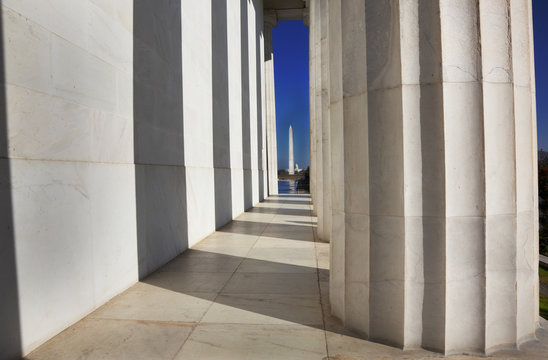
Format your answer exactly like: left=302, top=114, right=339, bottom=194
left=0, top=0, right=267, bottom=357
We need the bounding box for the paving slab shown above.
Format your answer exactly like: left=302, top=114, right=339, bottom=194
left=174, top=324, right=327, bottom=360
left=26, top=318, right=192, bottom=360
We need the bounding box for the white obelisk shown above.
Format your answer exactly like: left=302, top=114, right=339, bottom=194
left=289, top=125, right=294, bottom=175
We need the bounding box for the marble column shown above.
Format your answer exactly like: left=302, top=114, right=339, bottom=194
left=311, top=0, right=331, bottom=241
left=311, top=0, right=539, bottom=355
left=326, top=0, right=344, bottom=321
left=308, top=1, right=317, bottom=214
left=313, top=0, right=324, bottom=235
left=264, top=13, right=279, bottom=195
left=320, top=0, right=332, bottom=242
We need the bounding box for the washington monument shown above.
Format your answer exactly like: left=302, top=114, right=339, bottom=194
left=288, top=125, right=294, bottom=175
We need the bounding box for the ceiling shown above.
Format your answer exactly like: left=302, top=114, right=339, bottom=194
left=263, top=0, right=307, bottom=21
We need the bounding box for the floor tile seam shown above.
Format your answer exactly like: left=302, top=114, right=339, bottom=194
left=189, top=323, right=327, bottom=329
left=245, top=253, right=318, bottom=258
left=153, top=270, right=239, bottom=275
left=219, top=292, right=320, bottom=296
left=214, top=291, right=322, bottom=297
left=237, top=259, right=316, bottom=275
left=257, top=235, right=317, bottom=239
left=211, top=292, right=319, bottom=299
left=157, top=270, right=240, bottom=274
left=192, top=321, right=327, bottom=327
left=187, top=243, right=258, bottom=250
left=234, top=271, right=319, bottom=274
left=250, top=243, right=317, bottom=247
left=311, top=208, right=331, bottom=359
left=191, top=245, right=257, bottom=249
left=85, top=316, right=198, bottom=328
left=235, top=272, right=319, bottom=276
left=244, top=249, right=315, bottom=255
left=181, top=237, right=260, bottom=250
left=118, top=290, right=219, bottom=296
left=248, top=249, right=317, bottom=252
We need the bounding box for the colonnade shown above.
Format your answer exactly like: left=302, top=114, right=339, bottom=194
left=308, top=0, right=539, bottom=355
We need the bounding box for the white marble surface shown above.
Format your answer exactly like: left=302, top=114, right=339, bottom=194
left=1, top=0, right=268, bottom=356
left=310, top=0, right=539, bottom=354
left=185, top=167, right=216, bottom=247
left=1, top=0, right=541, bottom=356
left=10, top=159, right=138, bottom=353
left=26, top=195, right=548, bottom=360
left=5, top=84, right=133, bottom=164
left=182, top=0, right=213, bottom=169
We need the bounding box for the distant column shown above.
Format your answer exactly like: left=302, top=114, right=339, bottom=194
left=307, top=2, right=317, bottom=215
left=289, top=125, right=294, bottom=175
left=264, top=12, right=279, bottom=195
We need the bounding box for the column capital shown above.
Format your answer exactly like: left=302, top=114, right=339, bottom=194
left=264, top=10, right=278, bottom=29
left=302, top=8, right=309, bottom=26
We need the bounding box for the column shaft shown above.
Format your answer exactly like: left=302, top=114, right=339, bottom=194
left=328, top=0, right=344, bottom=320
left=318, top=0, right=539, bottom=355
left=510, top=0, right=538, bottom=343
left=320, top=0, right=332, bottom=241
left=309, top=0, right=317, bottom=211
left=264, top=19, right=278, bottom=195
left=341, top=0, right=370, bottom=336
left=314, top=0, right=324, bottom=239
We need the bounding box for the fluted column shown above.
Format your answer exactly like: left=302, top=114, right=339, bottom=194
left=264, top=13, right=278, bottom=195
left=506, top=0, right=538, bottom=344
left=312, top=0, right=324, bottom=237
left=319, top=0, right=332, bottom=241
left=319, top=0, right=538, bottom=355
left=327, top=0, right=344, bottom=321
left=309, top=1, right=317, bottom=213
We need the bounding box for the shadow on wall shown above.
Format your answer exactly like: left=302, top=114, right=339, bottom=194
left=418, top=0, right=446, bottom=351
left=0, top=10, right=23, bottom=359
left=212, top=0, right=233, bottom=228
left=134, top=0, right=189, bottom=279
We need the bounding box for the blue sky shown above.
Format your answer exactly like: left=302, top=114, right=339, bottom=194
left=273, top=6, right=548, bottom=168
left=534, top=0, right=548, bottom=150
left=273, top=20, right=309, bottom=170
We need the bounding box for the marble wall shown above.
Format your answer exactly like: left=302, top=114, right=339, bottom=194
left=0, top=0, right=267, bottom=357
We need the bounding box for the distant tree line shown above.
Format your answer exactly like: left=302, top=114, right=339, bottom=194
left=539, top=150, right=548, bottom=255
left=297, top=167, right=309, bottom=193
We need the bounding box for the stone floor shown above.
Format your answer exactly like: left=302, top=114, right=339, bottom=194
left=28, top=195, right=548, bottom=359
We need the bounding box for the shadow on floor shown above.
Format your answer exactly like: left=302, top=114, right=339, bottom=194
left=288, top=220, right=317, bottom=226
left=141, top=249, right=336, bottom=334
left=217, top=220, right=317, bottom=242
left=261, top=199, right=312, bottom=205
left=270, top=194, right=310, bottom=198
left=245, top=206, right=312, bottom=216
